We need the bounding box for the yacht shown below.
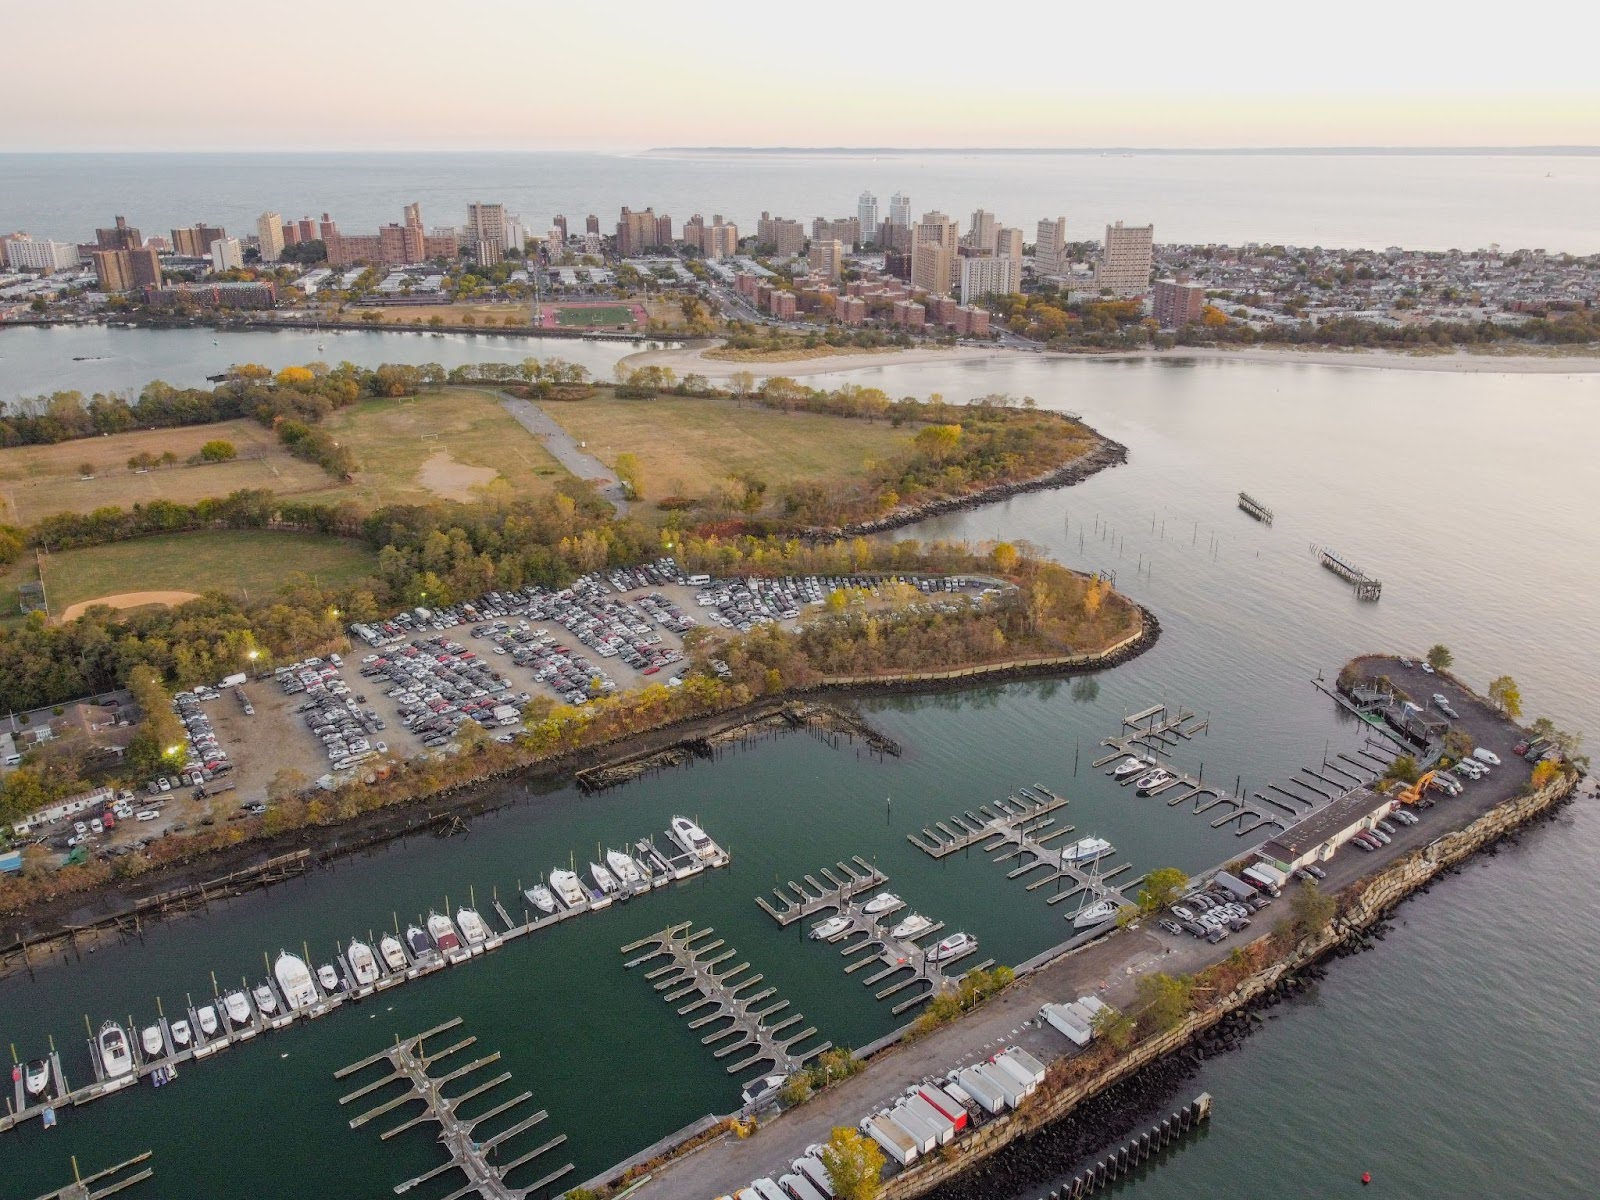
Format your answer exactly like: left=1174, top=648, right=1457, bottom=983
left=590, top=862, right=619, bottom=895
left=140, top=1025, right=164, bottom=1058
left=1062, top=836, right=1114, bottom=864
left=347, top=940, right=381, bottom=986
left=317, top=963, right=341, bottom=993
left=170, top=1019, right=192, bottom=1048
left=810, top=915, right=849, bottom=940
left=24, top=1058, right=50, bottom=1097
left=456, top=907, right=489, bottom=947
left=380, top=933, right=409, bottom=972
left=1134, top=769, right=1173, bottom=795
left=1073, top=896, right=1121, bottom=929
left=98, top=1022, right=133, bottom=1079
left=927, top=932, right=976, bottom=962
left=196, top=1005, right=219, bottom=1037
left=741, top=1074, right=787, bottom=1107
left=862, top=892, right=901, bottom=916
left=606, top=849, right=644, bottom=887
left=891, top=913, right=934, bottom=941
left=1112, top=757, right=1147, bottom=779
left=251, top=983, right=279, bottom=1017
left=274, top=951, right=318, bottom=1010
left=426, top=912, right=461, bottom=954
left=670, top=816, right=715, bottom=859
left=527, top=883, right=558, bottom=915
left=549, top=870, right=587, bottom=908
left=223, top=991, right=252, bottom=1027
left=405, top=924, right=432, bottom=959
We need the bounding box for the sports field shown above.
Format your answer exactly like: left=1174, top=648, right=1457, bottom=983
left=536, top=302, right=646, bottom=330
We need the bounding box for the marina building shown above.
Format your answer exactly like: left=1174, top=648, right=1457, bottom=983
left=1257, top=787, right=1398, bottom=872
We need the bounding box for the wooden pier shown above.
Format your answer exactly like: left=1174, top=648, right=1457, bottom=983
left=29, top=1153, right=154, bottom=1200
left=338, top=1019, right=572, bottom=1199
left=1315, top=546, right=1382, bottom=601
left=906, top=784, right=1068, bottom=858
left=621, top=924, right=831, bottom=1081
left=755, top=857, right=888, bottom=925
left=1237, top=493, right=1273, bottom=524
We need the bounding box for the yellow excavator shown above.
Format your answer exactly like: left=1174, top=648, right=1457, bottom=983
left=1397, top=770, right=1437, bottom=805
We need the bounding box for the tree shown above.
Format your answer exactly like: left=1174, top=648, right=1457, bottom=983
left=1384, top=753, right=1420, bottom=785
left=779, top=1073, right=813, bottom=1107
left=819, top=1126, right=885, bottom=1200
left=1135, top=972, right=1194, bottom=1032
left=1289, top=880, right=1336, bottom=936
left=1426, top=644, right=1453, bottom=671
left=1487, top=674, right=1522, bottom=719
left=268, top=768, right=309, bottom=801
left=78, top=461, right=95, bottom=478
left=1136, top=866, right=1189, bottom=914
left=199, top=439, right=237, bottom=462
left=1091, top=1003, right=1135, bottom=1049
left=614, top=452, right=643, bottom=498
left=913, top=423, right=963, bottom=460
left=990, top=542, right=1020, bottom=572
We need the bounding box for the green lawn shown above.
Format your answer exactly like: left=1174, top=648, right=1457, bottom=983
left=554, top=305, right=635, bottom=327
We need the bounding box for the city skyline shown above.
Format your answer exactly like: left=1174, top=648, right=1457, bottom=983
left=5, top=0, right=1596, bottom=152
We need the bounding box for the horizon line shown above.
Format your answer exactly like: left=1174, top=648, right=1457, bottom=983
left=2, top=144, right=1600, bottom=156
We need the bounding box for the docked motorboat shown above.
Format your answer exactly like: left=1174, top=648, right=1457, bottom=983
left=1062, top=836, right=1113, bottom=864
left=223, top=991, right=252, bottom=1027
left=456, top=907, right=489, bottom=946
left=549, top=870, right=586, bottom=908
left=24, top=1058, right=50, bottom=1097
left=426, top=911, right=461, bottom=954
left=1134, top=769, right=1173, bottom=795
left=927, top=932, right=976, bottom=962
left=862, top=892, right=902, bottom=916
left=590, top=862, right=619, bottom=896
left=1073, top=896, right=1121, bottom=929
left=528, top=883, right=557, bottom=914
left=98, top=1021, right=133, bottom=1079
left=670, top=815, right=715, bottom=859
left=348, top=939, right=381, bottom=985
left=1112, top=757, right=1147, bottom=779
left=741, top=1073, right=787, bottom=1107
left=274, top=951, right=318, bottom=1011
left=317, top=963, right=341, bottom=993
left=405, top=924, right=432, bottom=959
left=196, top=1005, right=219, bottom=1037
left=810, top=915, right=849, bottom=940
left=380, top=933, right=409, bottom=972
left=170, top=1019, right=193, bottom=1049
left=606, top=849, right=644, bottom=887
left=140, top=1024, right=164, bottom=1058
left=891, top=913, right=934, bottom=940
left=252, top=983, right=279, bottom=1017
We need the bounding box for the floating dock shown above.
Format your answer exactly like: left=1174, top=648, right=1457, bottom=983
left=811, top=896, right=991, bottom=1015
left=1237, top=493, right=1273, bottom=524
left=754, top=857, right=888, bottom=925
left=337, top=1019, right=572, bottom=1199
left=906, top=785, right=1068, bottom=858
left=621, top=923, right=831, bottom=1081
left=28, top=1153, right=154, bottom=1200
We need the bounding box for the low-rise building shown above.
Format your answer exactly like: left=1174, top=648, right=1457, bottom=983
left=1257, top=786, right=1399, bottom=872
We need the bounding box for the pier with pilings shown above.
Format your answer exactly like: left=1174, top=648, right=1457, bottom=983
left=814, top=898, right=992, bottom=1015
left=906, top=785, right=1068, bottom=858
left=28, top=1153, right=154, bottom=1200
left=754, top=857, right=888, bottom=925
left=1032, top=1093, right=1213, bottom=1199
left=1315, top=545, right=1382, bottom=600
left=1237, top=492, right=1273, bottom=524
left=337, top=1018, right=572, bottom=1199
left=621, top=923, right=831, bottom=1081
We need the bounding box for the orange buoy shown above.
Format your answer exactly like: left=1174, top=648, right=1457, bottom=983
left=1361, top=1172, right=1372, bottom=1185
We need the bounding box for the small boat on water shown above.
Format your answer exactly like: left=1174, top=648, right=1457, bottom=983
left=317, top=963, right=341, bottom=993
left=606, top=849, right=644, bottom=887
left=1073, top=896, right=1121, bottom=929
left=1112, top=757, right=1147, bottom=779
left=891, top=913, right=934, bottom=941
left=670, top=815, right=714, bottom=859
left=1134, top=770, right=1173, bottom=796
left=98, top=1022, right=133, bottom=1079
left=223, top=991, right=252, bottom=1026
left=456, top=907, right=489, bottom=946
left=810, top=915, right=849, bottom=940
left=405, top=925, right=432, bottom=959
left=528, top=883, right=557, bottom=914
left=196, top=1005, right=219, bottom=1037
left=549, top=870, right=586, bottom=908
left=380, top=934, right=408, bottom=972
left=927, top=932, right=976, bottom=962
left=274, top=951, right=318, bottom=1010
left=170, top=1019, right=192, bottom=1048
left=252, top=983, right=279, bottom=1016
left=25, top=1058, right=50, bottom=1097
left=590, top=862, right=619, bottom=895
left=862, top=892, right=901, bottom=916
left=1062, top=836, right=1114, bottom=864
left=348, top=940, right=381, bottom=985
left=427, top=911, right=461, bottom=953
left=140, top=1025, right=164, bottom=1058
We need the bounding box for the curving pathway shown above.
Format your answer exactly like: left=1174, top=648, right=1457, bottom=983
left=495, top=391, right=631, bottom=516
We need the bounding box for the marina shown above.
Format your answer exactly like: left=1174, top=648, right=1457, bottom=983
left=906, top=785, right=1069, bottom=858
left=27, top=1153, right=154, bottom=1200
left=754, top=856, right=890, bottom=925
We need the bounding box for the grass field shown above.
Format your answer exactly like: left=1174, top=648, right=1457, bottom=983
left=553, top=305, right=635, bottom=328
left=0, top=420, right=330, bottom=525
left=320, top=388, right=568, bottom=507
left=338, top=301, right=530, bottom=328
left=543, top=395, right=914, bottom=504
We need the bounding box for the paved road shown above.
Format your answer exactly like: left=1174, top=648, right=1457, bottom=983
left=495, top=392, right=631, bottom=516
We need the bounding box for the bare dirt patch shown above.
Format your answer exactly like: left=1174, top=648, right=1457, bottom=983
left=58, top=589, right=200, bottom=622
left=416, top=449, right=499, bottom=501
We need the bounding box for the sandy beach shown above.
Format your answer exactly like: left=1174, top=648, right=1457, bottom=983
left=619, top=341, right=1600, bottom=380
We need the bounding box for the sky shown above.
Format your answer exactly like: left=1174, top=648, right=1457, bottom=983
left=7, top=0, right=1598, bottom=151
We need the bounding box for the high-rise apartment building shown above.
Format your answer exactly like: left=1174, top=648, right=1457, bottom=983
left=812, top=216, right=861, bottom=247
left=1034, top=216, right=1068, bottom=277
left=1153, top=278, right=1206, bottom=329
left=95, top=216, right=142, bottom=250
left=995, top=226, right=1024, bottom=270
left=210, top=237, right=244, bottom=272
left=554, top=215, right=568, bottom=242
left=757, top=212, right=806, bottom=258
left=296, top=217, right=319, bottom=244
left=808, top=239, right=844, bottom=282
left=91, top=246, right=161, bottom=292
left=585, top=214, right=600, bottom=234
left=910, top=211, right=960, bottom=296
left=256, top=212, right=284, bottom=262
left=171, top=224, right=226, bottom=257
left=958, top=255, right=1017, bottom=304
left=465, top=203, right=507, bottom=251
left=1096, top=221, right=1154, bottom=296
left=889, top=192, right=912, bottom=229
left=857, top=192, right=879, bottom=245
left=682, top=214, right=737, bottom=259
left=616, top=207, right=672, bottom=256
left=3, top=235, right=79, bottom=272
left=966, top=209, right=998, bottom=255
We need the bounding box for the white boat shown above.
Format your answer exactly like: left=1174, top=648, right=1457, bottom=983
left=379, top=934, right=408, bottom=972
left=1073, top=897, right=1121, bottom=929
left=1062, top=836, right=1114, bottom=864
left=406, top=925, right=432, bottom=958
left=317, top=963, right=341, bottom=993
left=223, top=991, right=252, bottom=1026
left=456, top=907, right=489, bottom=946
left=170, top=1019, right=192, bottom=1048
left=891, top=913, right=934, bottom=940
left=549, top=870, right=586, bottom=907
left=252, top=983, right=279, bottom=1017
left=1112, top=757, right=1147, bottom=778
left=427, top=911, right=461, bottom=953
left=810, top=915, right=849, bottom=940
left=606, top=849, right=644, bottom=887
left=98, top=1022, right=133, bottom=1079
left=348, top=940, right=381, bottom=985
left=1134, top=769, right=1173, bottom=794
left=528, top=884, right=557, bottom=914
left=741, top=1073, right=787, bottom=1107
left=274, top=951, right=318, bottom=1010
left=24, top=1059, right=50, bottom=1096
left=196, top=1005, right=219, bottom=1037
left=670, top=815, right=715, bottom=859
left=140, top=1024, right=163, bottom=1058
left=590, top=862, right=619, bottom=895
left=862, top=892, right=901, bottom=916
left=927, top=932, right=976, bottom=962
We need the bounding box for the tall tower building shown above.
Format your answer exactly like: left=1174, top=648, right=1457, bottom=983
left=966, top=209, right=998, bottom=255
left=856, top=192, right=879, bottom=245
left=465, top=203, right=508, bottom=251
left=257, top=212, right=285, bottom=262
left=910, top=212, right=959, bottom=295
left=1035, top=216, right=1068, bottom=276
left=1096, top=221, right=1154, bottom=296
left=889, top=192, right=912, bottom=229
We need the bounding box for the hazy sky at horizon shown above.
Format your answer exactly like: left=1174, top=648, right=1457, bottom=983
left=8, top=0, right=1598, bottom=151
